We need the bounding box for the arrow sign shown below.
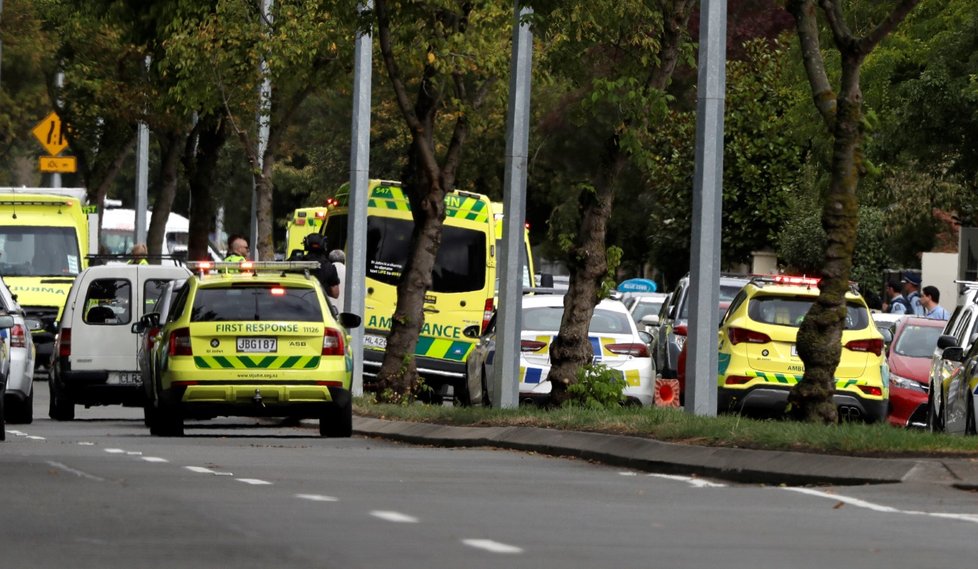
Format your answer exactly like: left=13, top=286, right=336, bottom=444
left=31, top=111, right=70, bottom=156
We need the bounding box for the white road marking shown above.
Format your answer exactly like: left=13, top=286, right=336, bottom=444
left=236, top=478, right=272, bottom=485
left=78, top=442, right=95, bottom=446
left=47, top=461, right=105, bottom=482
left=7, top=430, right=25, bottom=436
left=104, top=448, right=127, bottom=454
left=296, top=494, right=339, bottom=502
left=371, top=511, right=419, bottom=523
left=185, top=466, right=234, bottom=476
left=646, top=473, right=727, bottom=488
left=618, top=471, right=638, bottom=476
left=784, top=487, right=978, bottom=524
left=126, top=451, right=143, bottom=456
left=462, top=539, right=524, bottom=554
left=141, top=457, right=169, bottom=463
left=26, top=435, right=46, bottom=440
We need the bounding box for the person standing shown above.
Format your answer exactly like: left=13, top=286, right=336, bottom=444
left=225, top=234, right=249, bottom=262
left=920, top=285, right=950, bottom=320
left=902, top=272, right=923, bottom=316
left=128, top=243, right=148, bottom=265
left=328, top=249, right=346, bottom=312
left=884, top=280, right=911, bottom=315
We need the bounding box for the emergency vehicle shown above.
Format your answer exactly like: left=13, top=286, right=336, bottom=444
left=319, top=180, right=497, bottom=398
left=141, top=260, right=360, bottom=437
left=0, top=187, right=95, bottom=368
left=285, top=206, right=331, bottom=259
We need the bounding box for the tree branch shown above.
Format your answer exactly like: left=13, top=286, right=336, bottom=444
left=859, top=0, right=920, bottom=53
left=787, top=0, right=836, bottom=130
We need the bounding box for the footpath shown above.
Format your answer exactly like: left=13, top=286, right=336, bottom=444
left=353, top=416, right=978, bottom=488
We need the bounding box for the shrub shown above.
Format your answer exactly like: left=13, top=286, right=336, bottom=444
left=564, top=363, right=625, bottom=410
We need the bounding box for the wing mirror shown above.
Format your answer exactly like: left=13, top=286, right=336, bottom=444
left=640, top=314, right=660, bottom=328
left=937, top=334, right=959, bottom=350
left=943, top=346, right=965, bottom=363
left=462, top=324, right=482, bottom=338
left=338, top=312, right=362, bottom=329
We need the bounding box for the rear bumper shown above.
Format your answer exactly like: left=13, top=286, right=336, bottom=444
left=56, top=366, right=144, bottom=406
left=719, top=384, right=888, bottom=423
left=162, top=382, right=349, bottom=419
left=362, top=349, right=466, bottom=386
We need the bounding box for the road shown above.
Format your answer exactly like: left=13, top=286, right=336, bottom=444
left=2, top=384, right=978, bottom=569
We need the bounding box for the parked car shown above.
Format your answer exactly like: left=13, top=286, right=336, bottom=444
left=872, top=311, right=902, bottom=350
left=464, top=295, right=656, bottom=407
left=133, top=278, right=188, bottom=421
left=625, top=292, right=669, bottom=330
left=717, top=275, right=887, bottom=422
left=0, top=276, right=35, bottom=424
left=654, top=273, right=749, bottom=379
left=886, top=316, right=945, bottom=428
left=927, top=283, right=978, bottom=433
left=49, top=264, right=191, bottom=420
left=0, top=312, right=16, bottom=440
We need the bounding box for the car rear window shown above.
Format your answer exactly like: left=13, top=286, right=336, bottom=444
left=748, top=295, right=870, bottom=330
left=893, top=324, right=943, bottom=358
left=678, top=281, right=746, bottom=319
left=523, top=306, right=633, bottom=334
left=82, top=278, right=132, bottom=325
left=191, top=285, right=322, bottom=322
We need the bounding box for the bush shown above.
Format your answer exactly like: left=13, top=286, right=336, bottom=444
left=564, top=364, right=626, bottom=410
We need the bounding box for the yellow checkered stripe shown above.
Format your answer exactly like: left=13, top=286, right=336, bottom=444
left=528, top=335, right=618, bottom=359
left=742, top=370, right=862, bottom=389
left=194, top=355, right=320, bottom=369
left=414, top=336, right=473, bottom=362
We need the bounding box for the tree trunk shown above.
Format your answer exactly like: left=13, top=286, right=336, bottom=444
left=146, top=133, right=182, bottom=263
left=183, top=113, right=227, bottom=262
left=255, top=154, right=276, bottom=261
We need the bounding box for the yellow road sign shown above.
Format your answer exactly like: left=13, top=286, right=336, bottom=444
left=31, top=111, right=70, bottom=156
left=38, top=156, right=77, bottom=173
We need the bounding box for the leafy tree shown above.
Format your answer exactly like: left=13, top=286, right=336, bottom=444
left=369, top=0, right=511, bottom=401
left=785, top=0, right=920, bottom=424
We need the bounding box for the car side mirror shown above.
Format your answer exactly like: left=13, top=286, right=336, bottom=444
left=937, top=334, right=959, bottom=350
left=131, top=321, right=146, bottom=334
left=640, top=314, right=659, bottom=328
left=338, top=312, right=362, bottom=329
left=638, top=330, right=652, bottom=345
left=462, top=324, right=482, bottom=338
left=539, top=273, right=554, bottom=288
left=943, top=346, right=965, bottom=363
left=880, top=329, right=893, bottom=346
left=0, top=314, right=14, bottom=329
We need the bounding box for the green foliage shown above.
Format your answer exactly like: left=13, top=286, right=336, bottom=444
left=563, top=363, right=626, bottom=410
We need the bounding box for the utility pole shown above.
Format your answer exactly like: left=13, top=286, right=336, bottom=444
left=250, top=0, right=273, bottom=260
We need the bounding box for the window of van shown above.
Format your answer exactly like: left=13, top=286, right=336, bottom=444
left=83, top=279, right=132, bottom=325
left=324, top=214, right=487, bottom=294
left=144, top=279, right=170, bottom=314
left=0, top=226, right=81, bottom=276
left=191, top=286, right=323, bottom=322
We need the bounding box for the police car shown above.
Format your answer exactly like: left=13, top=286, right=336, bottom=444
left=139, top=261, right=361, bottom=437
left=717, top=275, right=888, bottom=422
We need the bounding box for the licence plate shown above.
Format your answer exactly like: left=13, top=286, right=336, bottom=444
left=364, top=334, right=387, bottom=350
left=110, top=371, right=141, bottom=385
left=238, top=337, right=277, bottom=353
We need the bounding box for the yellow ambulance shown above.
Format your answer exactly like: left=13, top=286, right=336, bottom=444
left=320, top=180, right=497, bottom=399
left=0, top=187, right=92, bottom=369
left=285, top=205, right=331, bottom=259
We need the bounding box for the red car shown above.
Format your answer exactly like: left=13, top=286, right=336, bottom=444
left=886, top=316, right=946, bottom=428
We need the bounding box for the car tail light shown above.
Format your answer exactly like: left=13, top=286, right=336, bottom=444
left=322, top=328, right=345, bottom=356
left=482, top=299, right=494, bottom=333
left=520, top=340, right=547, bottom=352
left=858, top=385, right=883, bottom=397
left=58, top=328, right=71, bottom=357
left=845, top=338, right=883, bottom=356
left=728, top=327, right=771, bottom=345
left=10, top=323, right=26, bottom=348
left=606, top=343, right=650, bottom=357
left=724, top=375, right=752, bottom=385
left=168, top=327, right=192, bottom=356
left=674, top=324, right=688, bottom=336
left=270, top=287, right=286, bottom=296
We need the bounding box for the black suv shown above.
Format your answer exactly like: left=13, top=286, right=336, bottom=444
left=654, top=273, right=750, bottom=379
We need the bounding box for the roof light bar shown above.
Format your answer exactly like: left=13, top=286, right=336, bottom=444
left=185, top=261, right=321, bottom=274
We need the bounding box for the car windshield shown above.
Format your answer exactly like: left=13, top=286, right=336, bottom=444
left=893, top=324, right=943, bottom=358
left=679, top=282, right=745, bottom=319
left=748, top=295, right=870, bottom=330
left=0, top=225, right=81, bottom=276
left=631, top=301, right=663, bottom=322
left=523, top=306, right=633, bottom=334
left=191, top=285, right=323, bottom=322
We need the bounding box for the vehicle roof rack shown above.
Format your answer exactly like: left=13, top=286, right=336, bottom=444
left=185, top=260, right=321, bottom=277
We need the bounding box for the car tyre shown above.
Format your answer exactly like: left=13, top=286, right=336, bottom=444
left=6, top=388, right=33, bottom=424
left=927, top=386, right=944, bottom=433
left=0, top=386, right=6, bottom=441
left=48, top=378, right=75, bottom=421
left=453, top=376, right=472, bottom=407
left=320, top=400, right=352, bottom=438
left=480, top=367, right=491, bottom=407
left=151, top=402, right=184, bottom=437
left=967, top=393, right=976, bottom=436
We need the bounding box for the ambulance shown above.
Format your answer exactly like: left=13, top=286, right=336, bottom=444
left=0, top=187, right=94, bottom=368
left=319, top=180, right=497, bottom=398
left=490, top=201, right=536, bottom=291
left=285, top=205, right=331, bottom=259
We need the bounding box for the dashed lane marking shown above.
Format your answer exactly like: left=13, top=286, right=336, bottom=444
left=104, top=448, right=126, bottom=454
left=46, top=461, right=105, bottom=482
left=236, top=478, right=272, bottom=485
left=185, top=466, right=234, bottom=476
left=646, top=473, right=727, bottom=488
left=141, top=457, right=169, bottom=463
left=462, top=539, right=524, bottom=554
left=371, top=511, right=419, bottom=523
left=296, top=494, right=339, bottom=502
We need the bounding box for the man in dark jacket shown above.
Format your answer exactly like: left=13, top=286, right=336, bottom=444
left=290, top=233, right=340, bottom=303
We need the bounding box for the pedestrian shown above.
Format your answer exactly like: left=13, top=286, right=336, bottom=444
left=902, top=271, right=923, bottom=316
left=128, top=243, right=148, bottom=265
left=920, top=285, right=950, bottom=320
left=328, top=249, right=346, bottom=312
left=884, top=279, right=911, bottom=315
left=225, top=234, right=249, bottom=262
left=290, top=233, right=340, bottom=312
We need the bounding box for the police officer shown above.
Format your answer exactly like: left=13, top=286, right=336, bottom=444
left=128, top=243, right=148, bottom=265
left=225, top=234, right=249, bottom=262
left=291, top=233, right=340, bottom=307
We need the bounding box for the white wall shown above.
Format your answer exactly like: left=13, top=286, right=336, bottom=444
left=922, top=252, right=959, bottom=307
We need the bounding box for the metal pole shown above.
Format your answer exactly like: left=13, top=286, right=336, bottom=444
left=347, top=0, right=373, bottom=397
left=492, top=1, right=533, bottom=409
left=135, top=56, right=151, bottom=247
left=52, top=71, right=64, bottom=189
left=250, top=0, right=273, bottom=260
left=685, top=0, right=727, bottom=417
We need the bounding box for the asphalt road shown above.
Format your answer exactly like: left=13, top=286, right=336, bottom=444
left=2, top=385, right=978, bottom=568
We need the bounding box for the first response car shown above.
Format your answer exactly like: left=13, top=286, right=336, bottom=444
left=140, top=261, right=360, bottom=437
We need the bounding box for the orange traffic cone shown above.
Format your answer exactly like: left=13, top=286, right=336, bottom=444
left=654, top=377, right=680, bottom=407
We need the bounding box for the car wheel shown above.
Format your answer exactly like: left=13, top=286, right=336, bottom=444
left=927, top=386, right=944, bottom=432
left=48, top=377, right=75, bottom=421
left=0, top=386, right=6, bottom=441
left=453, top=376, right=472, bottom=407
left=152, top=402, right=183, bottom=437
left=481, top=367, right=491, bottom=407
left=967, top=393, right=976, bottom=436
left=143, top=400, right=157, bottom=429
left=6, top=388, right=33, bottom=425
left=320, top=400, right=353, bottom=438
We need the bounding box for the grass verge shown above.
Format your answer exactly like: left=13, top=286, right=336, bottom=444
left=354, top=398, right=978, bottom=458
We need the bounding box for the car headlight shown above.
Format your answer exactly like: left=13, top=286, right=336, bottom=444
left=889, top=374, right=928, bottom=393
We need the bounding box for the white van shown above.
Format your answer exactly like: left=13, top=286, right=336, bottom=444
left=48, top=264, right=191, bottom=420
left=100, top=208, right=222, bottom=263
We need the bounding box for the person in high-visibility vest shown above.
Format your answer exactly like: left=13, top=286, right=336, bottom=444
left=225, top=234, right=249, bottom=263
left=128, top=243, right=149, bottom=265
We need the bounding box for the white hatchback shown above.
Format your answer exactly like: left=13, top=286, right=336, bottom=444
left=465, top=295, right=656, bottom=406
left=0, top=276, right=36, bottom=423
